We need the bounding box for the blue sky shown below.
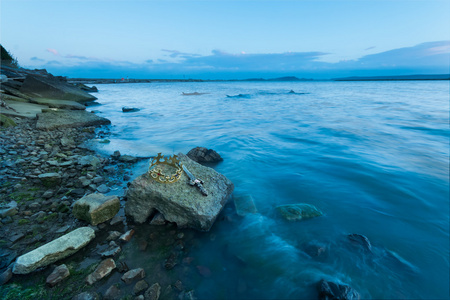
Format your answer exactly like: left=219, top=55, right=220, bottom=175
left=1, top=0, right=449, bottom=79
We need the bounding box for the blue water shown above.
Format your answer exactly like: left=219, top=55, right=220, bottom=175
left=91, top=81, right=449, bottom=299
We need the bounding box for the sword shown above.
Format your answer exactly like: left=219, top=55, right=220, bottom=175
left=182, top=165, right=208, bottom=196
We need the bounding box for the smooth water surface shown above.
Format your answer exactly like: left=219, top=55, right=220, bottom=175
left=91, top=80, right=449, bottom=299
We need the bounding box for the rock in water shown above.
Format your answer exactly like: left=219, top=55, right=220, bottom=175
left=125, top=153, right=234, bottom=231
left=233, top=194, right=258, bottom=216
left=85, top=258, right=116, bottom=285
left=12, top=227, right=95, bottom=274
left=73, top=193, right=120, bottom=225
left=317, top=279, right=360, bottom=300
left=187, top=147, right=223, bottom=163
left=276, top=203, right=323, bottom=221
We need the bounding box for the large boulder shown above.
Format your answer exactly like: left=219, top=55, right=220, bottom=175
left=73, top=193, right=120, bottom=225
left=12, top=227, right=95, bottom=274
left=125, top=153, right=234, bottom=231
left=20, top=75, right=97, bottom=103
left=36, top=110, right=111, bottom=130
left=31, top=98, right=86, bottom=110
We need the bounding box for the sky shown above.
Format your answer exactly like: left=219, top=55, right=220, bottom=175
left=1, top=0, right=450, bottom=80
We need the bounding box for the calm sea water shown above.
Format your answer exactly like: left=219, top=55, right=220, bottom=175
left=91, top=81, right=449, bottom=299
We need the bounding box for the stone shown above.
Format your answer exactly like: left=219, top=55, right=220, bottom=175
left=121, top=268, right=145, bottom=284
left=187, top=147, right=223, bottom=163
left=60, top=137, right=75, bottom=147
left=38, top=172, right=61, bottom=187
left=118, top=155, right=138, bottom=163
left=122, top=107, right=140, bottom=113
left=36, top=110, right=110, bottom=130
left=97, top=184, right=110, bottom=194
left=99, top=241, right=121, bottom=257
left=112, top=150, right=121, bottom=159
left=0, top=114, right=17, bottom=128
left=73, top=193, right=120, bottom=225
left=72, top=291, right=100, bottom=300
left=78, top=155, right=101, bottom=168
left=144, top=283, right=161, bottom=300
left=13, top=227, right=95, bottom=274
left=233, top=194, right=258, bottom=216
left=110, top=215, right=124, bottom=226
left=134, top=279, right=149, bottom=294
left=104, top=284, right=121, bottom=300
left=86, top=258, right=116, bottom=285
left=125, top=153, right=234, bottom=231
left=46, top=264, right=70, bottom=287
left=347, top=234, right=372, bottom=252
left=106, top=231, right=122, bottom=241
left=0, top=268, right=12, bottom=285
left=0, top=201, right=18, bottom=218
left=276, top=203, right=323, bottom=221
left=317, top=279, right=360, bottom=300
left=149, top=212, right=166, bottom=225
left=20, top=74, right=97, bottom=103
left=119, top=229, right=135, bottom=242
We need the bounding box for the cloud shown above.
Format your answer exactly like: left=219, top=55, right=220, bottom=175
left=161, top=49, right=202, bottom=59
left=30, top=57, right=45, bottom=62
left=46, top=48, right=60, bottom=56
left=364, top=46, right=376, bottom=51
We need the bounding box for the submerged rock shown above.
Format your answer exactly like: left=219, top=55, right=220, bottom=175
left=73, top=193, right=120, bottom=226
left=276, top=203, right=323, bottom=221
left=233, top=194, right=258, bottom=216
left=125, top=153, right=234, bottom=231
left=347, top=233, right=372, bottom=252
left=13, top=227, right=95, bottom=274
left=122, top=107, right=140, bottom=112
left=317, top=279, right=360, bottom=300
left=121, top=268, right=145, bottom=284
left=187, top=147, right=223, bottom=163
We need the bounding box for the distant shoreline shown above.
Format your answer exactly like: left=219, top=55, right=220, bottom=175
left=68, top=74, right=450, bottom=84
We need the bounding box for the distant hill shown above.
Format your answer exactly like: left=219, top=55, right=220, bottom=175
left=333, top=74, right=450, bottom=81
left=241, top=76, right=313, bottom=82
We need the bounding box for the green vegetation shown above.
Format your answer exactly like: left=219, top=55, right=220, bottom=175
left=2, top=283, right=48, bottom=300
left=1, top=44, right=19, bottom=67
left=9, top=191, right=34, bottom=203
left=18, top=219, right=31, bottom=225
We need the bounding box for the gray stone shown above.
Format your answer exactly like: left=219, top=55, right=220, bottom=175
left=106, top=231, right=122, bottom=241
left=119, top=229, right=135, bottom=242
left=36, top=110, right=110, bottom=130
left=125, top=153, right=234, bottom=231
left=99, top=241, right=121, bottom=257
left=38, top=172, right=61, bottom=187
left=144, top=283, right=161, bottom=300
left=20, top=74, right=97, bottom=103
left=46, top=264, right=70, bottom=287
left=0, top=268, right=12, bottom=285
left=276, top=203, right=323, bottom=221
left=104, top=284, right=121, bottom=300
left=78, top=155, right=101, bottom=168
left=118, top=155, right=138, bottom=163
left=233, top=194, right=258, bottom=216
left=32, top=98, right=86, bottom=110
left=0, top=201, right=18, bottom=218
left=73, top=193, right=120, bottom=225
left=187, top=147, right=223, bottom=163
left=149, top=213, right=166, bottom=226
left=121, top=268, right=145, bottom=284
left=13, top=227, right=95, bottom=274
left=72, top=291, right=100, bottom=300
left=133, top=279, right=149, bottom=294
left=86, top=258, right=116, bottom=285
left=109, top=215, right=124, bottom=226
left=97, top=184, right=111, bottom=194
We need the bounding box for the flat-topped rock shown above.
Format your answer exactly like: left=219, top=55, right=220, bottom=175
left=1, top=99, right=49, bottom=119
left=12, top=227, right=95, bottom=274
left=36, top=110, right=111, bottom=130
left=125, top=153, right=234, bottom=231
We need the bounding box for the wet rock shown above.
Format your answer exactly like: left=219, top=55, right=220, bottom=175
left=61, top=136, right=75, bottom=147
left=9, top=233, right=25, bottom=243
left=104, top=284, right=121, bottom=300
left=119, top=229, right=135, bottom=242
left=13, top=227, right=95, bottom=274
left=73, top=193, right=120, bottom=225
left=144, top=283, right=161, bottom=300
left=72, top=291, right=100, bottom=300
left=0, top=268, right=12, bottom=285
left=38, top=172, right=62, bottom=187
left=121, top=267, right=145, bottom=284
left=118, top=155, right=138, bottom=163
left=96, top=184, right=110, bottom=194
left=317, top=279, right=360, bottom=300
left=233, top=194, right=258, bottom=216
left=78, top=155, right=101, bottom=168
left=122, top=107, right=140, bottom=113
left=111, top=150, right=121, bottom=159
left=134, top=279, right=149, bottom=294
left=110, top=215, right=124, bottom=226
left=276, top=203, right=322, bottom=221
left=196, top=265, right=212, bottom=278
left=99, top=241, right=121, bottom=257
left=106, top=231, right=122, bottom=241
left=347, top=234, right=372, bottom=252
left=164, top=253, right=178, bottom=270
left=125, top=153, right=234, bottom=231
left=180, top=290, right=197, bottom=300
left=187, top=147, right=223, bottom=163
left=32, top=98, right=86, bottom=110
left=46, top=264, right=70, bottom=287
left=149, top=212, right=167, bottom=225
left=86, top=258, right=116, bottom=285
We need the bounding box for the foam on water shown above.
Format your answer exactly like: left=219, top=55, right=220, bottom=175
left=90, top=80, right=449, bottom=299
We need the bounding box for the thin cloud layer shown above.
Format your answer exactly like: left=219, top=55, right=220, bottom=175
left=30, top=41, right=450, bottom=79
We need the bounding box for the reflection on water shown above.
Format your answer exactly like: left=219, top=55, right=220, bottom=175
left=91, top=81, right=449, bottom=299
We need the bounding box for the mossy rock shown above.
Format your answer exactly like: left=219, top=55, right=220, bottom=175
left=276, top=203, right=323, bottom=221
left=0, top=114, right=17, bottom=128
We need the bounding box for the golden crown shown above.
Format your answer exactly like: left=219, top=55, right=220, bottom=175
left=148, top=153, right=183, bottom=183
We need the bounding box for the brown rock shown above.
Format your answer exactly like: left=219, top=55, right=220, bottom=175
left=46, top=264, right=70, bottom=287
left=86, top=258, right=116, bottom=285
left=121, top=267, right=145, bottom=284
